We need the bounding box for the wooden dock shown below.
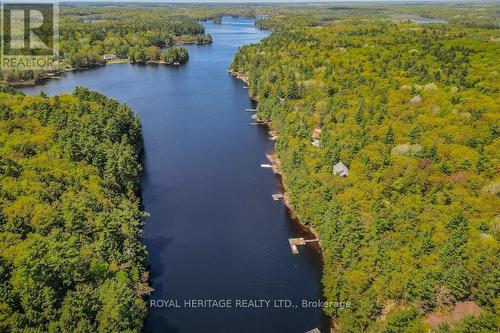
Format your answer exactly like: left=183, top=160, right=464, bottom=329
left=272, top=193, right=284, bottom=201
left=289, top=238, right=305, bottom=254
left=245, top=108, right=257, bottom=112
left=305, top=329, right=321, bottom=333
left=261, top=164, right=273, bottom=168
left=288, top=237, right=319, bottom=254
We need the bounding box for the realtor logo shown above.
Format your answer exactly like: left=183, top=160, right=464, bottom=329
left=1, top=1, right=59, bottom=70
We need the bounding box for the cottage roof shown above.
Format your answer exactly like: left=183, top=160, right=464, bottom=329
left=312, top=128, right=322, bottom=139
left=333, top=161, right=349, bottom=176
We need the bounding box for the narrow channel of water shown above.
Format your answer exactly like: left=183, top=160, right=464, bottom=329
left=22, top=17, right=327, bottom=333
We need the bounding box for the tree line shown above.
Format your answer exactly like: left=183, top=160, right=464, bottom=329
left=0, top=87, right=148, bottom=332
left=1, top=7, right=213, bottom=85
left=231, top=14, right=499, bottom=333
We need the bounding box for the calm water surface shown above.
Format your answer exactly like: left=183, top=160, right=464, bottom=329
left=23, top=18, right=327, bottom=333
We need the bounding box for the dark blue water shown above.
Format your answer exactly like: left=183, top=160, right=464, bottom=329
left=23, top=17, right=327, bottom=333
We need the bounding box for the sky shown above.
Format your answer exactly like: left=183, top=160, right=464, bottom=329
left=35, top=0, right=473, bottom=3
left=20, top=0, right=486, bottom=4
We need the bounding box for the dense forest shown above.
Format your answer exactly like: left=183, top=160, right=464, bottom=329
left=0, top=2, right=498, bottom=331
left=0, top=87, right=148, bottom=331
left=1, top=7, right=212, bottom=85
left=58, top=9, right=211, bottom=68
left=231, top=11, right=499, bottom=333
left=4, top=2, right=497, bottom=86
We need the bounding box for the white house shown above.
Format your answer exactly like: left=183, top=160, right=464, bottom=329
left=333, top=161, right=349, bottom=177
left=103, top=54, right=118, bottom=61
left=312, top=139, right=322, bottom=148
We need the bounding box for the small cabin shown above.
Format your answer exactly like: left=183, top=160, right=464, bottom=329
left=311, top=128, right=322, bottom=147
left=103, top=54, right=118, bottom=61
left=312, top=128, right=322, bottom=140
left=333, top=161, right=349, bottom=177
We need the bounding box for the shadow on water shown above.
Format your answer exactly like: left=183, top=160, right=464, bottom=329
left=144, top=311, right=179, bottom=333
left=145, top=236, right=175, bottom=294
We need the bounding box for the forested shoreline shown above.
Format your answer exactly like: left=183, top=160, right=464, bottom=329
left=0, top=2, right=498, bottom=331
left=0, top=87, right=148, bottom=331
left=1, top=7, right=212, bottom=86
left=231, top=11, right=499, bottom=332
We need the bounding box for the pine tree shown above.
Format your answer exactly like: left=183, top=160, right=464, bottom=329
left=384, top=126, right=395, bottom=145
left=285, top=71, right=299, bottom=99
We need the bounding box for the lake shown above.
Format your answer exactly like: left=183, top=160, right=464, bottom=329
left=391, top=14, right=448, bottom=24
left=22, top=17, right=327, bottom=333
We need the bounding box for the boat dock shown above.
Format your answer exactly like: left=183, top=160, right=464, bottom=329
left=305, top=329, right=321, bottom=333
left=288, top=237, right=319, bottom=254
left=272, top=193, right=284, bottom=201
left=261, top=164, right=273, bottom=168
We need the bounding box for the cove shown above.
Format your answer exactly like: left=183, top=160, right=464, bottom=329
left=22, top=17, right=327, bottom=333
